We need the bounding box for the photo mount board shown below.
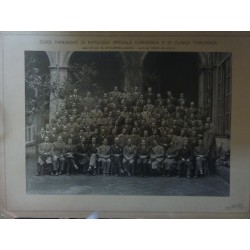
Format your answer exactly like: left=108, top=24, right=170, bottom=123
left=0, top=31, right=250, bottom=218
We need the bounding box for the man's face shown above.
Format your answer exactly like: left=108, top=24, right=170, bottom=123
left=70, top=117, right=74, bottom=123
left=141, top=140, right=146, bottom=147
left=45, top=136, right=49, bottom=143
left=52, top=128, right=56, bottom=134
left=68, top=139, right=72, bottom=145
left=57, top=136, right=62, bottom=143
left=73, top=89, right=77, bottom=95
left=41, top=128, right=45, bottom=133
left=127, top=139, right=132, bottom=146
left=92, top=138, right=96, bottom=144
left=144, top=131, right=148, bottom=137
left=103, top=139, right=108, bottom=145
left=198, top=140, right=203, bottom=146
left=70, top=128, right=74, bottom=134
left=153, top=140, right=157, bottom=146
left=114, top=86, right=118, bottom=92
left=81, top=137, right=86, bottom=144
left=115, top=138, right=119, bottom=144
left=148, top=87, right=152, bottom=93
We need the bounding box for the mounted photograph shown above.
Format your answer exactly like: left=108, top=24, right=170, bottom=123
left=25, top=51, right=232, bottom=196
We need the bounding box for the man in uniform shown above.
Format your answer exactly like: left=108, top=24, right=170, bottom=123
left=110, top=137, right=124, bottom=176
left=64, top=137, right=78, bottom=176
left=194, top=139, right=208, bottom=177
left=87, top=137, right=98, bottom=175
left=74, top=137, right=89, bottom=174
left=123, top=138, right=136, bottom=176
left=97, top=138, right=111, bottom=176
left=52, top=135, right=65, bottom=175
left=37, top=136, right=53, bottom=176
left=177, top=139, right=193, bottom=179
left=128, top=127, right=140, bottom=147
left=136, top=139, right=150, bottom=177
left=150, top=139, right=165, bottom=176
left=203, top=123, right=217, bottom=174
left=162, top=141, right=179, bottom=177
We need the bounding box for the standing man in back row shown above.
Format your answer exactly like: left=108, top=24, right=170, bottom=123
left=203, top=123, right=217, bottom=174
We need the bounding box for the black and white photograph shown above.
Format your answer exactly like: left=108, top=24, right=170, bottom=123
left=25, top=51, right=232, bottom=196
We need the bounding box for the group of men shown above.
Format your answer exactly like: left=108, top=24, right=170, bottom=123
left=36, top=86, right=217, bottom=178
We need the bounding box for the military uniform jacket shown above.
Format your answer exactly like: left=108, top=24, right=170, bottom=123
left=136, top=146, right=150, bottom=158
left=165, top=146, right=179, bottom=159
left=36, top=133, right=45, bottom=144
left=123, top=145, right=136, bottom=158
left=64, top=144, right=75, bottom=154
left=97, top=145, right=110, bottom=157
left=52, top=141, right=65, bottom=156
left=38, top=142, right=53, bottom=155
left=128, top=134, right=140, bottom=147
left=74, top=143, right=89, bottom=155
left=49, top=133, right=57, bottom=143
left=118, top=133, right=129, bottom=148
left=110, top=144, right=123, bottom=156
left=88, top=144, right=98, bottom=154
left=194, top=145, right=208, bottom=157
left=179, top=146, right=193, bottom=160
left=151, top=145, right=164, bottom=158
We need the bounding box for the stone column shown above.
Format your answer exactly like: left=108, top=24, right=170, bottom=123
left=121, top=52, right=146, bottom=92
left=46, top=51, right=73, bottom=121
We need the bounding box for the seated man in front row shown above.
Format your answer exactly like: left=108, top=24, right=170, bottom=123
left=136, top=139, right=150, bottom=177
left=87, top=137, right=98, bottom=176
left=162, top=140, right=179, bottom=177
left=177, top=139, right=193, bottom=179
left=150, top=139, right=164, bottom=176
left=52, top=135, right=65, bottom=175
left=74, top=136, right=89, bottom=174
left=37, top=136, right=54, bottom=176
left=64, top=137, right=78, bottom=176
left=97, top=138, right=111, bottom=176
left=110, top=137, right=124, bottom=176
left=123, top=138, right=136, bottom=176
left=194, top=139, right=208, bottom=177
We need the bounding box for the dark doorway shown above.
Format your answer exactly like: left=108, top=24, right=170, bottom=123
left=143, top=52, right=200, bottom=104
left=69, top=52, right=124, bottom=93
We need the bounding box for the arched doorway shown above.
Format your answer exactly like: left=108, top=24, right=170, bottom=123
left=68, top=52, right=124, bottom=95
left=142, top=52, right=201, bottom=104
